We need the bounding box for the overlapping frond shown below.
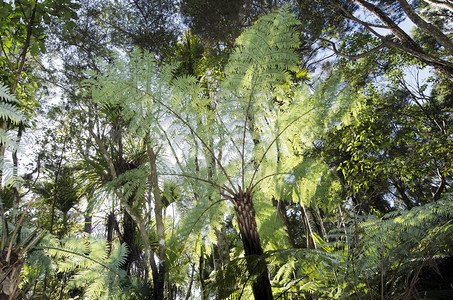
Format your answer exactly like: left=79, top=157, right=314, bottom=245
left=223, top=7, right=300, bottom=93
left=105, top=164, right=149, bottom=206
left=0, top=103, right=23, bottom=126
left=0, top=83, right=23, bottom=152
left=45, top=236, right=129, bottom=299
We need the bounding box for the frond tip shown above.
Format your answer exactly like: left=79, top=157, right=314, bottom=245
left=0, top=83, right=24, bottom=127
left=0, top=83, right=19, bottom=103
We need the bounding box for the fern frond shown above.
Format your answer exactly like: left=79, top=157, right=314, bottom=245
left=102, top=164, right=149, bottom=210
left=0, top=82, right=19, bottom=103
left=1, top=160, right=23, bottom=189
left=223, top=8, right=300, bottom=92
left=0, top=102, right=23, bottom=125
left=42, top=235, right=129, bottom=298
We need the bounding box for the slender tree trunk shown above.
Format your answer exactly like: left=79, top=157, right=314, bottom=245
left=0, top=0, right=37, bottom=191
left=184, top=264, right=195, bottom=300
left=88, top=125, right=159, bottom=288
left=12, top=126, right=23, bottom=213
left=213, top=222, right=230, bottom=298
left=146, top=140, right=166, bottom=300
left=199, top=245, right=207, bottom=300
left=232, top=188, right=273, bottom=300
left=273, top=198, right=297, bottom=248
left=300, top=203, right=319, bottom=249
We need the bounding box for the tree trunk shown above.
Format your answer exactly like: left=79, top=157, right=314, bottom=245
left=121, top=205, right=138, bottom=275
left=0, top=0, right=37, bottom=191
left=84, top=215, right=92, bottom=234
left=213, top=222, right=230, bottom=298
left=0, top=248, right=24, bottom=300
left=184, top=264, right=195, bottom=300
left=88, top=126, right=159, bottom=292
left=300, top=203, right=321, bottom=249
left=392, top=177, right=414, bottom=209
left=273, top=198, right=297, bottom=248
left=232, top=188, right=273, bottom=300
left=199, top=245, right=207, bottom=300
left=397, top=0, right=453, bottom=57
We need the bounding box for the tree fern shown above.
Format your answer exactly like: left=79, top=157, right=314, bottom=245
left=105, top=164, right=149, bottom=208
left=0, top=103, right=23, bottom=126
left=218, top=6, right=301, bottom=187
left=81, top=7, right=323, bottom=299
left=249, top=193, right=453, bottom=298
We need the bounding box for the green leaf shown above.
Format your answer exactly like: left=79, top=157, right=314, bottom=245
left=0, top=7, right=10, bottom=19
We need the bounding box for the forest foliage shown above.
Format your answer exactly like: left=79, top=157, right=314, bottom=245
left=0, top=0, right=452, bottom=299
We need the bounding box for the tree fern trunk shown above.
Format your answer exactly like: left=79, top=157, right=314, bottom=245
left=233, top=189, right=273, bottom=300
left=0, top=248, right=24, bottom=300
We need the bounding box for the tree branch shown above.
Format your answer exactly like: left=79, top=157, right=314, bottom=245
left=325, top=0, right=453, bottom=80
left=397, top=0, right=453, bottom=56
left=317, top=37, right=385, bottom=59
left=424, top=0, right=453, bottom=12
left=11, top=0, right=38, bottom=94
left=352, top=0, right=420, bottom=49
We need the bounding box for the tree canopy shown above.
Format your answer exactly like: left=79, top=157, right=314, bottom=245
left=0, top=0, right=452, bottom=299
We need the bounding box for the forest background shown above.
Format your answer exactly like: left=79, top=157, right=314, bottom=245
left=0, top=0, right=452, bottom=299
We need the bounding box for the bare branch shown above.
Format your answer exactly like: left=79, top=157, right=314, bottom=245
left=424, top=0, right=453, bottom=12
left=321, top=0, right=453, bottom=80
left=353, top=0, right=420, bottom=47
left=317, top=37, right=386, bottom=59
